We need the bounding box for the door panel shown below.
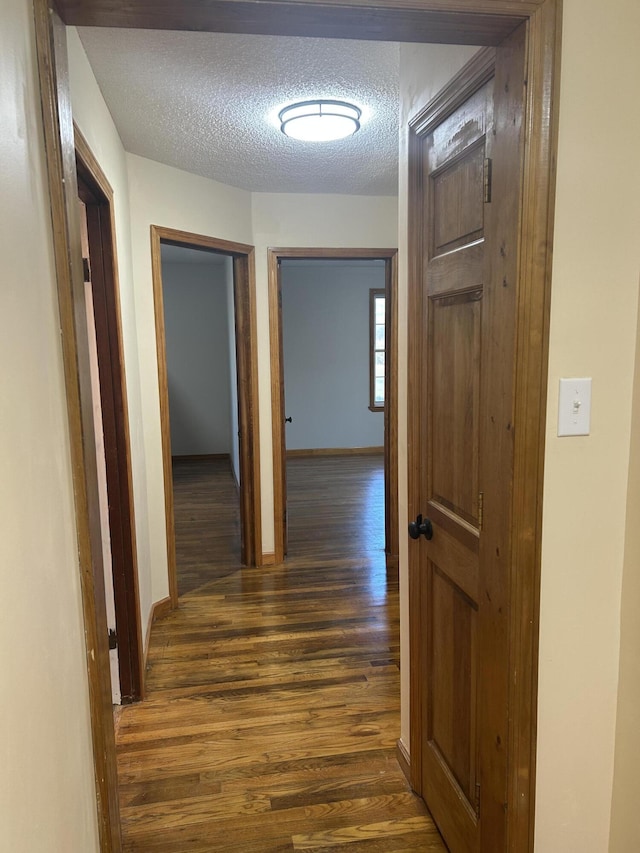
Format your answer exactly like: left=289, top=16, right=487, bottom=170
left=418, top=64, right=492, bottom=853
left=430, top=290, right=481, bottom=525
left=429, top=562, right=477, bottom=805
left=432, top=144, right=485, bottom=252
left=410, top=32, right=528, bottom=852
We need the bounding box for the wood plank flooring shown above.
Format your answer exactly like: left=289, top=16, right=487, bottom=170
left=116, top=455, right=446, bottom=851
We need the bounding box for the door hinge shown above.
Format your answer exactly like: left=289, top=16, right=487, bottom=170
left=82, top=256, right=91, bottom=283
left=478, top=491, right=484, bottom=531
left=483, top=157, right=492, bottom=204
left=475, top=781, right=481, bottom=815
left=108, top=629, right=117, bottom=650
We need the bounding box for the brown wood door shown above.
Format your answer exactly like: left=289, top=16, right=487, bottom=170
left=277, top=260, right=289, bottom=555
left=410, top=34, right=526, bottom=853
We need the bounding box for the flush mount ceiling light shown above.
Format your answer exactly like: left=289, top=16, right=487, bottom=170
left=279, top=100, right=361, bottom=142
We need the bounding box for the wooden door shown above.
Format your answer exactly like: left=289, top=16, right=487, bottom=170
left=77, top=151, right=144, bottom=704
left=276, top=260, right=289, bottom=555
left=409, top=33, right=526, bottom=853
left=78, top=198, right=122, bottom=705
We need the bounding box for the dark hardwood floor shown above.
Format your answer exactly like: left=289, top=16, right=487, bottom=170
left=116, top=454, right=445, bottom=851
left=172, top=457, right=242, bottom=595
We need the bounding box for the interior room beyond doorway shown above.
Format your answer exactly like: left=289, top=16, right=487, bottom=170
left=161, top=243, right=242, bottom=594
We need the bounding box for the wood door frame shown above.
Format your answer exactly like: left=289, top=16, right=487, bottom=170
left=268, top=248, right=399, bottom=568
left=150, top=226, right=262, bottom=610
left=34, top=0, right=560, bottom=850
left=76, top=126, right=145, bottom=703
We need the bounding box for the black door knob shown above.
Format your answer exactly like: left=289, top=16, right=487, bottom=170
left=285, top=416, right=292, bottom=423
left=408, top=513, right=433, bottom=541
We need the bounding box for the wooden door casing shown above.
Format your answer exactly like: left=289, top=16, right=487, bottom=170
left=410, top=30, right=527, bottom=853
left=149, top=225, right=263, bottom=596
left=34, top=1, right=559, bottom=850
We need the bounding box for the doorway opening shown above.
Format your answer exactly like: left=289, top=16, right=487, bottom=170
left=268, top=248, right=398, bottom=569
left=160, top=244, right=243, bottom=593
left=150, top=227, right=262, bottom=608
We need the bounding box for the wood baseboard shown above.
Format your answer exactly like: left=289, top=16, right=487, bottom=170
left=260, top=551, right=276, bottom=566
left=396, top=738, right=412, bottom=787
left=386, top=553, right=399, bottom=571
left=143, top=596, right=173, bottom=690
left=172, top=453, right=230, bottom=463
left=286, top=446, right=384, bottom=458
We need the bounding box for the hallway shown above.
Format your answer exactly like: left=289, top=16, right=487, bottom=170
left=115, top=455, right=445, bottom=851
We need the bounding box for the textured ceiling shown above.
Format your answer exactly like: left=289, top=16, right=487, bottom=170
left=78, top=29, right=400, bottom=196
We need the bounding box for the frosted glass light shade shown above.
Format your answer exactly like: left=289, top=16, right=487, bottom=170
left=279, top=100, right=361, bottom=142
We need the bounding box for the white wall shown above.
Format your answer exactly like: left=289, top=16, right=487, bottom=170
left=536, top=1, right=640, bottom=848
left=281, top=261, right=385, bottom=450
left=126, top=153, right=253, bottom=603
left=252, top=193, right=398, bottom=553
left=162, top=260, right=232, bottom=456
left=609, top=278, right=640, bottom=852
left=0, top=3, right=99, bottom=850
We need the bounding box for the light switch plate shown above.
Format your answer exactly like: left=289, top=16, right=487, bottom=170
left=558, top=378, right=592, bottom=436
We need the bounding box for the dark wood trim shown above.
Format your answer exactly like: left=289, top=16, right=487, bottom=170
left=75, top=127, right=145, bottom=705
left=286, top=447, right=384, bottom=458
left=234, top=250, right=263, bottom=566
left=149, top=227, right=178, bottom=608
left=268, top=250, right=287, bottom=563
left=33, top=1, right=122, bottom=848
left=150, top=226, right=262, bottom=600
left=506, top=4, right=562, bottom=848
left=268, top=247, right=399, bottom=570
left=385, top=553, right=399, bottom=571
left=54, top=0, right=533, bottom=46
left=34, top=2, right=559, bottom=850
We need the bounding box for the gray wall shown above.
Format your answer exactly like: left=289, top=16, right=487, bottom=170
left=162, top=257, right=233, bottom=456
left=281, top=260, right=385, bottom=450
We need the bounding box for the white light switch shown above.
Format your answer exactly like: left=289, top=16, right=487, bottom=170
left=558, top=378, right=592, bottom=436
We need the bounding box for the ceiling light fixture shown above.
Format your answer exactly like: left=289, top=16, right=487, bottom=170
left=279, top=100, right=361, bottom=142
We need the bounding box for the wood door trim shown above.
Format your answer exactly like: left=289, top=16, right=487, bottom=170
left=34, top=1, right=559, bottom=849
left=54, top=0, right=532, bottom=45
left=75, top=125, right=145, bottom=702
left=150, top=224, right=262, bottom=607
left=268, top=247, right=399, bottom=567
left=33, top=2, right=122, bottom=848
